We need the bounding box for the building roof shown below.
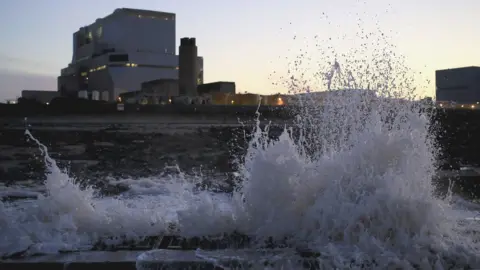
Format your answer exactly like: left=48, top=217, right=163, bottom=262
left=78, top=8, right=176, bottom=34
left=118, top=8, right=175, bottom=16
left=102, top=8, right=175, bottom=22
left=199, top=81, right=235, bottom=86
left=142, top=78, right=178, bottom=85
left=436, top=66, right=480, bottom=72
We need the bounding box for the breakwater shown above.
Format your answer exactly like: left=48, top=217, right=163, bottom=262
left=0, top=100, right=292, bottom=118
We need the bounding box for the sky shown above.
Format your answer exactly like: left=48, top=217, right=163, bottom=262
left=0, top=0, right=478, bottom=100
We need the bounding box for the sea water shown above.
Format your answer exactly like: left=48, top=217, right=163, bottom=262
left=1, top=29, right=480, bottom=270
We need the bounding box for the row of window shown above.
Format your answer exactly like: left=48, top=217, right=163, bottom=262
left=82, top=63, right=178, bottom=75
left=90, top=65, right=107, bottom=72
left=136, top=14, right=175, bottom=20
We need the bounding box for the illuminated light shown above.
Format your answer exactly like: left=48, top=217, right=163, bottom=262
left=472, top=105, right=475, bottom=109
left=126, top=63, right=131, bottom=67
left=46, top=102, right=49, bottom=105
left=168, top=98, right=172, bottom=103
left=231, top=100, right=235, bottom=104
left=439, top=103, right=443, bottom=107
left=277, top=97, right=284, bottom=106
left=176, top=66, right=179, bottom=70
left=461, top=105, right=464, bottom=108
left=117, top=96, right=122, bottom=103
left=477, top=102, right=479, bottom=105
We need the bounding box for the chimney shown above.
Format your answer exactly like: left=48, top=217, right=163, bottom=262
left=178, top=37, right=198, bottom=97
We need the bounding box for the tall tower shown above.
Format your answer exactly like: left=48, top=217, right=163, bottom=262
left=178, top=37, right=198, bottom=96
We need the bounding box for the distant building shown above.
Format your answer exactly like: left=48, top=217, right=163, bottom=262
left=436, top=66, right=480, bottom=104
left=58, top=8, right=204, bottom=101
left=21, top=90, right=59, bottom=104
left=197, top=82, right=236, bottom=95
left=142, top=78, right=178, bottom=96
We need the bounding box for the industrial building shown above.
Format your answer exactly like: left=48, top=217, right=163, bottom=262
left=119, top=79, right=178, bottom=104
left=57, top=8, right=204, bottom=101
left=436, top=66, right=480, bottom=106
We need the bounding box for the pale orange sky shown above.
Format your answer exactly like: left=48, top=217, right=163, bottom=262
left=0, top=0, right=478, bottom=100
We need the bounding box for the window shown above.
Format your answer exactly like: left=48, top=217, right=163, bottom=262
left=85, top=31, right=92, bottom=44
left=96, top=26, right=102, bottom=38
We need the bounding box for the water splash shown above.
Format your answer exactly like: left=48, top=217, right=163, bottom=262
left=177, top=37, right=480, bottom=269
left=0, top=131, right=205, bottom=257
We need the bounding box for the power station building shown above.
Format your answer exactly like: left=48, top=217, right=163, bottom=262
left=436, top=66, right=480, bottom=104
left=57, top=8, right=204, bottom=101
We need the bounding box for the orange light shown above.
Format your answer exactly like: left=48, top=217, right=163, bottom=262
left=277, top=97, right=284, bottom=106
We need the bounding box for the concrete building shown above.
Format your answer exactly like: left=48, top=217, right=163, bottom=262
left=436, top=66, right=480, bottom=104
left=58, top=8, right=204, bottom=101
left=21, top=90, right=60, bottom=104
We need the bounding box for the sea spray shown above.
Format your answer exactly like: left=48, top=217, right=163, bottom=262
left=180, top=29, right=480, bottom=267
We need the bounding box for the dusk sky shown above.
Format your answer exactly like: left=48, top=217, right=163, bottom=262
left=0, top=0, right=478, bottom=100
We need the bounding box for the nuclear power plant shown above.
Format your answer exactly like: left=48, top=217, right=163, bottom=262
left=19, top=7, right=288, bottom=107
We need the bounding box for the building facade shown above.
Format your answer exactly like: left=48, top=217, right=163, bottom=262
left=436, top=66, right=480, bottom=104
left=58, top=8, right=204, bottom=101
